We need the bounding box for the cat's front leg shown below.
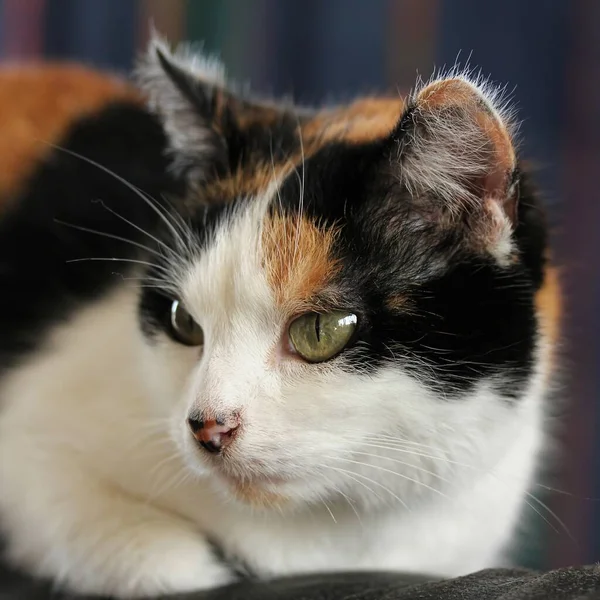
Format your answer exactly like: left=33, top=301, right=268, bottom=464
left=1, top=477, right=234, bottom=598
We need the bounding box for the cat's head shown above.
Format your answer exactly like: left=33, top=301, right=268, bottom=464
left=135, top=37, right=552, bottom=509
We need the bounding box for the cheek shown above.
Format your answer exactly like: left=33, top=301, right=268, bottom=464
left=283, top=372, right=381, bottom=423
left=239, top=373, right=384, bottom=452
left=274, top=368, right=430, bottom=442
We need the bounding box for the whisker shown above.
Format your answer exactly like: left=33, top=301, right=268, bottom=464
left=84, top=197, right=176, bottom=256
left=351, top=438, right=578, bottom=495
left=521, top=498, right=560, bottom=536
left=322, top=465, right=384, bottom=503
left=523, top=490, right=577, bottom=543
left=65, top=257, right=171, bottom=275
left=342, top=437, right=582, bottom=538
left=332, top=484, right=362, bottom=523
left=47, top=144, right=191, bottom=256
left=341, top=433, right=450, bottom=454
left=159, top=192, right=196, bottom=244
left=146, top=464, right=193, bottom=504
left=322, top=464, right=408, bottom=510
left=346, top=450, right=450, bottom=484
left=321, top=498, right=338, bottom=524
left=293, top=114, right=306, bottom=261
left=327, top=455, right=447, bottom=499
left=351, top=440, right=471, bottom=467
left=54, top=218, right=164, bottom=259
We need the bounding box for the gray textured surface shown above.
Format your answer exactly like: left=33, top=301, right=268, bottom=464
left=1, top=563, right=600, bottom=599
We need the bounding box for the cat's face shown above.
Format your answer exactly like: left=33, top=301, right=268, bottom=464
left=135, top=39, right=548, bottom=509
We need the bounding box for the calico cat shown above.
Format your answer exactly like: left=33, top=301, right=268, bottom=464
left=0, top=37, right=560, bottom=598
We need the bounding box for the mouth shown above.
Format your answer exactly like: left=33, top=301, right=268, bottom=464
left=193, top=452, right=301, bottom=506
left=189, top=440, right=292, bottom=486
left=181, top=431, right=300, bottom=505
left=212, top=469, right=293, bottom=507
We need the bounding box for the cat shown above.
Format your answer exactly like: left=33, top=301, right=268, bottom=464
left=0, top=36, right=560, bottom=598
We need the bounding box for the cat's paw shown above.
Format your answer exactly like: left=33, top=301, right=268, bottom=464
left=55, top=532, right=235, bottom=598
left=0, top=477, right=235, bottom=598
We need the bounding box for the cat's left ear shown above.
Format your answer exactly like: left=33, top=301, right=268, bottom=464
left=135, top=35, right=228, bottom=182
left=390, top=75, right=520, bottom=260
left=136, top=34, right=293, bottom=185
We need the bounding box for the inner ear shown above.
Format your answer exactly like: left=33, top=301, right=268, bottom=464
left=396, top=76, right=519, bottom=225
left=384, top=74, right=521, bottom=263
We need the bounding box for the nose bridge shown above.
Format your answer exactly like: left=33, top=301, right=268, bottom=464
left=194, top=207, right=269, bottom=324
left=192, top=344, right=253, bottom=417
left=186, top=244, right=278, bottom=412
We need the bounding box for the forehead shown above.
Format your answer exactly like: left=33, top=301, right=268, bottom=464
left=178, top=97, right=404, bottom=320
left=181, top=187, right=342, bottom=328
left=196, top=96, right=403, bottom=205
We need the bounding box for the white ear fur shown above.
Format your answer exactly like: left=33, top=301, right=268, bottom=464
left=394, top=70, right=520, bottom=263
left=135, top=32, right=227, bottom=181
left=398, top=70, right=518, bottom=215
left=136, top=32, right=226, bottom=100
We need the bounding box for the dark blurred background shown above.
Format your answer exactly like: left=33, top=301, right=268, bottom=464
left=0, top=0, right=598, bottom=573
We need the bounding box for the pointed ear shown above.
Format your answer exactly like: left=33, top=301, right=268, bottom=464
left=135, top=34, right=230, bottom=182
left=393, top=74, right=520, bottom=259
left=136, top=34, right=308, bottom=189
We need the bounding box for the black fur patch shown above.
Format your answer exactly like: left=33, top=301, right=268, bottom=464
left=267, top=138, right=545, bottom=399
left=0, top=101, right=183, bottom=373
left=0, top=88, right=547, bottom=404
left=155, top=46, right=304, bottom=182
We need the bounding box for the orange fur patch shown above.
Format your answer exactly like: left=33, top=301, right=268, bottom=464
left=229, top=481, right=289, bottom=508
left=385, top=294, right=413, bottom=313
left=0, top=63, right=141, bottom=207
left=196, top=97, right=404, bottom=207
left=262, top=214, right=341, bottom=314
left=303, top=97, right=403, bottom=147
left=535, top=264, right=562, bottom=371
left=197, top=160, right=297, bottom=206
left=418, top=78, right=478, bottom=110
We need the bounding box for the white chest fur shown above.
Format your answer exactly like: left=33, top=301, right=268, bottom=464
left=0, top=287, right=545, bottom=597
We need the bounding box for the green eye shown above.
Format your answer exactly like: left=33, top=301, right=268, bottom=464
left=288, top=310, right=358, bottom=363
left=169, top=300, right=204, bottom=346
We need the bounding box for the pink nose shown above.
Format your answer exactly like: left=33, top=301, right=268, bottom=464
left=187, top=415, right=239, bottom=454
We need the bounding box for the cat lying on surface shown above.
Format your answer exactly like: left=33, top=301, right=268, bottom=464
left=0, top=36, right=560, bottom=598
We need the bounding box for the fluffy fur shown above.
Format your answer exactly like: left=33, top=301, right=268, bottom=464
left=0, top=37, right=559, bottom=598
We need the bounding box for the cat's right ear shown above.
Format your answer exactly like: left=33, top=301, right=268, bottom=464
left=386, top=74, right=520, bottom=262
left=135, top=34, right=230, bottom=183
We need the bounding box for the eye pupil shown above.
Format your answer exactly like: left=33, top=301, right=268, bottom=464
left=315, top=313, right=321, bottom=342
left=288, top=310, right=357, bottom=363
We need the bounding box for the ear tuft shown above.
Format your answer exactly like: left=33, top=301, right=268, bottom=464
left=136, top=31, right=226, bottom=106
left=397, top=71, right=519, bottom=221
left=134, top=32, right=227, bottom=182
left=392, top=70, right=521, bottom=263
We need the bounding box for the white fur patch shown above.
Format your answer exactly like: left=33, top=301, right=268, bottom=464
left=0, top=49, right=551, bottom=597
left=0, top=188, right=551, bottom=596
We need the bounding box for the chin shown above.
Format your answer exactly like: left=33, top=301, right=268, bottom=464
left=220, top=474, right=337, bottom=511
left=214, top=476, right=295, bottom=509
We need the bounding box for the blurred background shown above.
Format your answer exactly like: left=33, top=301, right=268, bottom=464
left=0, top=0, right=597, bottom=574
